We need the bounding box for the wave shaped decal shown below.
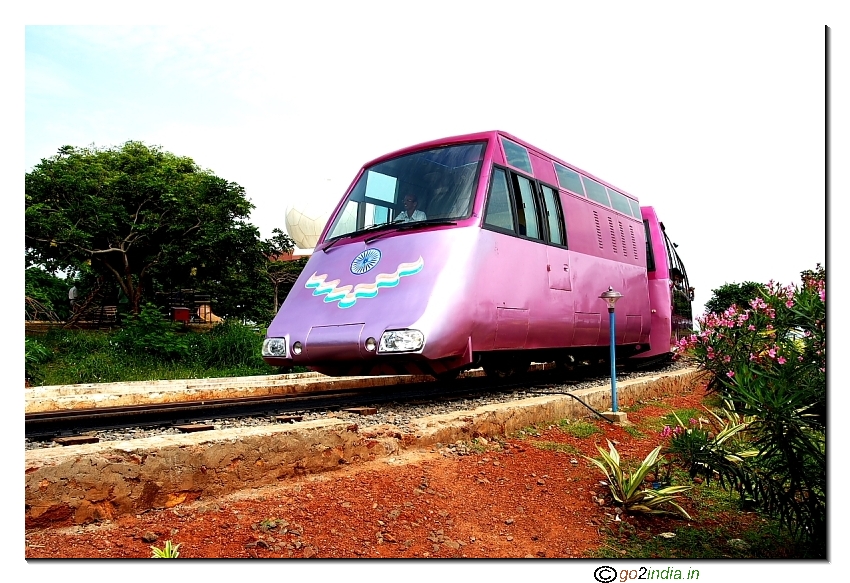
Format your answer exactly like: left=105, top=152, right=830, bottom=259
left=305, top=256, right=424, bottom=309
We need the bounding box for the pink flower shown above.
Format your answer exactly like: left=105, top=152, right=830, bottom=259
left=726, top=370, right=735, bottom=378
left=777, top=356, right=787, bottom=364
left=661, top=426, right=673, bottom=438
left=786, top=300, right=794, bottom=308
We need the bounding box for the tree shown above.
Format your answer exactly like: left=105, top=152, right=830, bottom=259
left=25, top=266, right=72, bottom=321
left=703, top=281, right=767, bottom=315
left=26, top=142, right=269, bottom=319
left=261, top=228, right=303, bottom=314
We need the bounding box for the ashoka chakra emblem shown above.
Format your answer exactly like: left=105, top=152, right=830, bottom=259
left=351, top=248, right=381, bottom=275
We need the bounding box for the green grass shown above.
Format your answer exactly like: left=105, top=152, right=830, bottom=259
left=587, top=468, right=819, bottom=559
left=559, top=420, right=602, bottom=438
left=530, top=441, right=581, bottom=455
left=640, top=407, right=705, bottom=433
left=589, top=521, right=801, bottom=559
left=622, top=425, right=644, bottom=438
left=26, top=325, right=295, bottom=386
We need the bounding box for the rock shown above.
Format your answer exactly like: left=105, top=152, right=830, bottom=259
left=658, top=532, right=676, bottom=539
left=728, top=538, right=751, bottom=550
left=141, top=532, right=158, bottom=543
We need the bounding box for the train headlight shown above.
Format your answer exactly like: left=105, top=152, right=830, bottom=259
left=364, top=337, right=377, bottom=352
left=292, top=341, right=303, bottom=355
left=378, top=329, right=424, bottom=353
left=262, top=337, right=287, bottom=357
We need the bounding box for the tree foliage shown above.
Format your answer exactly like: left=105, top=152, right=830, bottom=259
left=25, top=142, right=273, bottom=320
left=25, top=266, right=73, bottom=320
left=703, top=281, right=767, bottom=315
left=261, top=228, right=297, bottom=313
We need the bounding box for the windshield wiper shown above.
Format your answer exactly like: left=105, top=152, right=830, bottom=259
left=323, top=219, right=458, bottom=250
left=319, top=235, right=346, bottom=253
left=365, top=219, right=457, bottom=243
left=321, top=223, right=402, bottom=253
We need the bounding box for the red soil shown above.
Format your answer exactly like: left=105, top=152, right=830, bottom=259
left=26, top=381, right=756, bottom=559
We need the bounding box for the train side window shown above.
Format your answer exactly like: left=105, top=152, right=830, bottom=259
left=607, top=188, right=633, bottom=216
left=512, top=174, right=541, bottom=239
left=540, top=185, right=566, bottom=247
left=554, top=163, right=585, bottom=197
left=628, top=197, right=641, bottom=219
left=583, top=176, right=611, bottom=207
left=483, top=168, right=516, bottom=232
left=500, top=137, right=533, bottom=174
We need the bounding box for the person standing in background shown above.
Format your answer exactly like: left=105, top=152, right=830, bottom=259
left=68, top=285, right=78, bottom=311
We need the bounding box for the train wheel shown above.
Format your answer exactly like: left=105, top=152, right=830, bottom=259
left=483, top=357, right=530, bottom=379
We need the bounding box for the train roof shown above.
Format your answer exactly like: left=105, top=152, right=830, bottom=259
left=363, top=130, right=640, bottom=204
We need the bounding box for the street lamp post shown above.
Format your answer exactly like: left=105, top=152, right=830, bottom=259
left=599, top=287, right=623, bottom=413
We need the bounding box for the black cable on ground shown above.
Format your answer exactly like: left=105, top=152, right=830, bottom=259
left=561, top=392, right=615, bottom=424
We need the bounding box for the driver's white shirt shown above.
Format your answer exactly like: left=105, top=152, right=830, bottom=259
left=395, top=210, right=426, bottom=223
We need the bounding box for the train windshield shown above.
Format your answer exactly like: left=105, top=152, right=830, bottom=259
left=325, top=141, right=486, bottom=241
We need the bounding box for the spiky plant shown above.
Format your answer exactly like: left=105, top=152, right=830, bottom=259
left=151, top=540, right=181, bottom=558
left=584, top=440, right=692, bottom=519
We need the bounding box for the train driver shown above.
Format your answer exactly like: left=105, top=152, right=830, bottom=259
left=395, top=193, right=427, bottom=223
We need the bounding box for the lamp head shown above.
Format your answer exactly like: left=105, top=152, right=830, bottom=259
left=599, top=287, right=623, bottom=310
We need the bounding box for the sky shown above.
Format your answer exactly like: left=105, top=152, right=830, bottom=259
left=7, top=1, right=844, bottom=576
left=16, top=4, right=834, bottom=323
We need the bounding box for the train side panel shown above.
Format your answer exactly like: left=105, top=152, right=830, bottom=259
left=638, top=206, right=693, bottom=359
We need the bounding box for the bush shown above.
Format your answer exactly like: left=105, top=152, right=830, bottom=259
left=190, top=319, right=270, bottom=370
left=25, top=338, right=52, bottom=385
left=675, top=264, right=825, bottom=548
left=113, top=303, right=191, bottom=361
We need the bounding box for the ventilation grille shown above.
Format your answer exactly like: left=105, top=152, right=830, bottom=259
left=594, top=211, right=603, bottom=249
left=629, top=224, right=639, bottom=260
left=618, top=221, right=628, bottom=256
left=608, top=217, right=617, bottom=255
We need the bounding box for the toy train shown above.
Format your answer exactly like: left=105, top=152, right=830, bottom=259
left=262, top=131, right=693, bottom=378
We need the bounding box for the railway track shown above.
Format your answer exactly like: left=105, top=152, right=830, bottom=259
left=25, top=359, right=681, bottom=443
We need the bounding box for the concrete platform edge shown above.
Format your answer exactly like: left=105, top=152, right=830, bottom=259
left=25, top=367, right=703, bottom=527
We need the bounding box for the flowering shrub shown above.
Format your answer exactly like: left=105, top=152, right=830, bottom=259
left=674, top=265, right=825, bottom=548
left=661, top=409, right=757, bottom=497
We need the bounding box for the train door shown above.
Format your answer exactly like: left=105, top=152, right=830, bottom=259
left=540, top=184, right=572, bottom=291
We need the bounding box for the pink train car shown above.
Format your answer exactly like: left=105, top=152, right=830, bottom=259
left=262, top=131, right=693, bottom=377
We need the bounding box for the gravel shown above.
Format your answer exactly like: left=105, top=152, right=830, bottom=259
left=25, top=359, right=691, bottom=451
